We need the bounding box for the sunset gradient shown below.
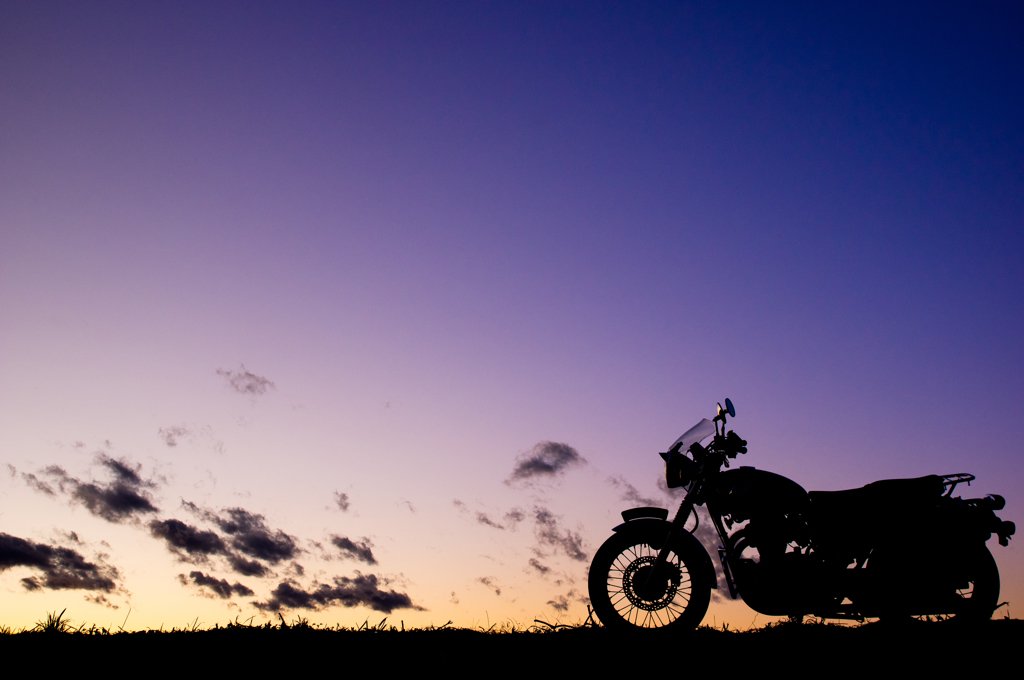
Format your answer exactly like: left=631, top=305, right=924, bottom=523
left=1, top=2, right=1021, bottom=630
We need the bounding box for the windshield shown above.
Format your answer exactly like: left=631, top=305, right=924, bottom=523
left=670, top=418, right=715, bottom=452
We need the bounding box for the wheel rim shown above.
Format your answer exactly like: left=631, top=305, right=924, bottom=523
left=606, top=540, right=693, bottom=628
left=952, top=547, right=999, bottom=620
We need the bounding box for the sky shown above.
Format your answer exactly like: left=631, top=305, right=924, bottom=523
left=1, top=1, right=1022, bottom=630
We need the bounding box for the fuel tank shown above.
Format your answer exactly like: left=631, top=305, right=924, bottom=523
left=709, top=466, right=808, bottom=523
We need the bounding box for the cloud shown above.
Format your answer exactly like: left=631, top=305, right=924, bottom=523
left=217, top=364, right=275, bottom=396
left=155, top=503, right=301, bottom=577
left=0, top=532, right=120, bottom=593
left=253, top=574, right=423, bottom=613
left=179, top=571, right=254, bottom=599
left=504, top=508, right=525, bottom=529
left=452, top=499, right=467, bottom=513
left=21, top=472, right=56, bottom=497
left=333, top=492, right=350, bottom=512
left=84, top=593, right=119, bottom=609
left=507, top=442, right=585, bottom=484
left=330, top=536, right=377, bottom=565
left=533, top=507, right=587, bottom=562
left=158, top=425, right=190, bottom=447
left=149, top=519, right=227, bottom=559
left=208, top=507, right=300, bottom=564
left=98, top=454, right=150, bottom=487
left=608, top=475, right=662, bottom=507
left=227, top=554, right=270, bottom=578
left=450, top=591, right=459, bottom=604
left=31, top=455, right=159, bottom=523
left=547, top=595, right=569, bottom=612
left=528, top=558, right=550, bottom=575
left=477, top=576, right=501, bottom=596
left=475, top=512, right=505, bottom=530
left=55, top=530, right=83, bottom=545
left=71, top=480, right=159, bottom=523
left=12, top=464, right=58, bottom=497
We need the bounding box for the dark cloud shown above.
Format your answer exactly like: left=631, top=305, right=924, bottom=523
left=608, top=475, right=662, bottom=507
left=400, top=500, right=415, bottom=513
left=71, top=480, right=159, bottom=523
left=210, top=507, right=300, bottom=564
left=547, top=595, right=569, bottom=612
left=333, top=492, right=350, bottom=512
left=155, top=503, right=300, bottom=577
left=179, top=571, right=254, bottom=599
left=158, top=425, right=190, bottom=447
left=55, top=530, right=83, bottom=545
left=477, top=576, right=501, bottom=596
left=149, top=519, right=227, bottom=559
left=253, top=574, right=422, bottom=613
left=507, top=442, right=585, bottom=484
left=180, top=499, right=205, bottom=516
left=504, top=508, right=525, bottom=529
left=528, top=558, right=550, bottom=575
left=31, top=455, right=159, bottom=523
left=21, top=472, right=56, bottom=497
left=227, top=554, right=270, bottom=578
left=217, top=364, right=275, bottom=396
left=84, top=593, right=119, bottom=609
left=98, top=454, right=150, bottom=487
left=0, top=532, right=119, bottom=593
left=475, top=512, right=504, bottom=530
left=533, top=507, right=587, bottom=562
left=455, top=502, right=523, bottom=530
left=450, top=591, right=459, bottom=604
left=330, top=536, right=377, bottom=565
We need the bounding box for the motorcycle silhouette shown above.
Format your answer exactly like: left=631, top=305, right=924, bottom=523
left=588, top=399, right=1015, bottom=629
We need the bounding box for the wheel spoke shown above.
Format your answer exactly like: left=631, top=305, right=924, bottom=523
left=591, top=533, right=711, bottom=631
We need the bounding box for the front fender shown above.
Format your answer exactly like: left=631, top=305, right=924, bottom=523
left=611, top=516, right=718, bottom=589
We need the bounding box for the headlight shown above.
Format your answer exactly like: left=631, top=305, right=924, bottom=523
left=665, top=451, right=699, bottom=489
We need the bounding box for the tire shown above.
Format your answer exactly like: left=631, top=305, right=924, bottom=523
left=952, top=545, right=1000, bottom=623
left=875, top=544, right=1000, bottom=624
left=588, top=523, right=712, bottom=631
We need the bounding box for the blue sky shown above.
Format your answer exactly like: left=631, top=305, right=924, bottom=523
left=1, top=1, right=1021, bottom=629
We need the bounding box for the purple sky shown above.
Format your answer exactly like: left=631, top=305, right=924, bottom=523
left=1, top=2, right=1021, bottom=629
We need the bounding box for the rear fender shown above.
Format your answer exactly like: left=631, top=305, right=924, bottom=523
left=611, top=515, right=718, bottom=589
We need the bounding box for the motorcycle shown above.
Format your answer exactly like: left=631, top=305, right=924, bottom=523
left=588, top=399, right=1015, bottom=629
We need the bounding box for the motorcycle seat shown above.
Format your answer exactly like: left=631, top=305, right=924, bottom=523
left=808, top=475, right=945, bottom=509
left=806, top=475, right=942, bottom=518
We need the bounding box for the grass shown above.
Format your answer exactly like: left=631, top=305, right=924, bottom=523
left=1, top=606, right=1015, bottom=637
left=3, top=608, right=1020, bottom=674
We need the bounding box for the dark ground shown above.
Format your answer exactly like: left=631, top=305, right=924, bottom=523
left=2, top=618, right=1019, bottom=673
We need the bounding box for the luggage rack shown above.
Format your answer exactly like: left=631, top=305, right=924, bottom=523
left=941, top=473, right=974, bottom=496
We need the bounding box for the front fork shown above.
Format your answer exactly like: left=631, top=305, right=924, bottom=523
left=642, top=496, right=696, bottom=598
left=644, top=496, right=740, bottom=600
left=707, top=504, right=740, bottom=599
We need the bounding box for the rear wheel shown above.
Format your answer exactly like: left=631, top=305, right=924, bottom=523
left=876, top=544, right=1000, bottom=624
left=952, top=545, right=1000, bottom=622
left=588, top=524, right=712, bottom=631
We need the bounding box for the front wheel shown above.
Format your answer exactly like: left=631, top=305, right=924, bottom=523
left=588, top=524, right=712, bottom=630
